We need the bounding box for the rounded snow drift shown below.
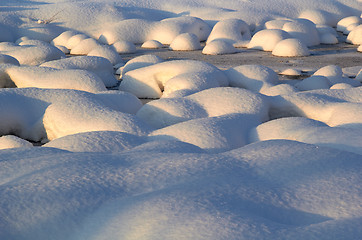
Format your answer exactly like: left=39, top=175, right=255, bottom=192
left=248, top=29, right=290, bottom=51
left=141, top=40, right=164, bottom=49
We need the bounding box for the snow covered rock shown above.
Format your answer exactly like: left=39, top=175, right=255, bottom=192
left=298, top=9, right=337, bottom=26
left=120, top=60, right=228, bottom=98
left=141, top=40, right=164, bottom=49
left=120, top=54, right=164, bottom=77
left=40, top=56, right=118, bottom=87
left=43, top=131, right=146, bottom=153
left=0, top=43, right=65, bottom=65
left=225, top=64, right=279, bottom=92
left=295, top=75, right=331, bottom=91
left=346, top=24, right=362, bottom=45
left=206, top=18, right=251, bottom=45
left=248, top=29, right=291, bottom=51
left=282, top=19, right=320, bottom=46
left=6, top=66, right=107, bottom=93
left=112, top=40, right=137, bottom=54
left=272, top=38, right=310, bottom=57
left=70, top=38, right=102, bottom=55
left=0, top=135, right=33, bottom=150
left=169, top=33, right=202, bottom=51
left=250, top=117, right=362, bottom=154
left=337, top=16, right=361, bottom=33
left=137, top=87, right=269, bottom=129
left=202, top=40, right=238, bottom=55
left=88, top=45, right=123, bottom=65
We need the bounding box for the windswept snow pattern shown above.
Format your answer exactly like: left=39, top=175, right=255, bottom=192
left=0, top=0, right=361, bottom=239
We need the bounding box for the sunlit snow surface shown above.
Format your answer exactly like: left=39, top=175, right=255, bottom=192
left=0, top=0, right=361, bottom=239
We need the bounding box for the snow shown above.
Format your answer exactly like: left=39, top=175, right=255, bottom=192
left=141, top=40, right=164, bottom=49
left=346, top=24, right=362, bottom=45
left=248, top=29, right=291, bottom=51
left=272, top=38, right=310, bottom=57
left=119, top=60, right=228, bottom=98
left=0, top=135, right=33, bottom=150
left=202, top=40, right=238, bottom=55
left=206, top=19, right=251, bottom=45
left=337, top=16, right=361, bottom=33
left=225, top=65, right=279, bottom=92
left=40, top=56, right=118, bottom=87
left=0, top=0, right=362, bottom=239
left=6, top=65, right=107, bottom=93
left=169, top=33, right=202, bottom=51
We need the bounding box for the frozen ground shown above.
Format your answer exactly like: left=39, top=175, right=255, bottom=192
left=0, top=0, right=362, bottom=239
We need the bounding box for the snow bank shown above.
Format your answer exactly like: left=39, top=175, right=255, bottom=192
left=0, top=135, right=33, bottom=150
left=137, top=87, right=269, bottom=129
left=169, top=33, right=202, bottom=51
left=250, top=117, right=362, bottom=154
left=120, top=60, right=228, bottom=98
left=248, top=29, right=290, bottom=51
left=225, top=64, right=279, bottom=92
left=6, top=66, right=107, bottom=93
left=40, top=56, right=118, bottom=87
left=272, top=38, right=310, bottom=57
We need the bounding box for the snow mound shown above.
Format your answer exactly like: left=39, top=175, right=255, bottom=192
left=0, top=43, right=65, bottom=65
left=330, top=83, right=353, bottom=89
left=137, top=87, right=269, bottom=129
left=70, top=38, right=102, bottom=55
left=119, top=60, right=228, bottom=98
left=202, top=40, right=238, bottom=55
left=337, top=16, right=361, bottom=33
left=319, top=32, right=338, bottom=44
left=248, top=29, right=291, bottom=51
left=295, top=75, right=331, bottom=91
left=141, top=40, right=164, bottom=49
left=282, top=19, right=320, bottom=46
left=149, top=114, right=260, bottom=153
left=99, top=16, right=211, bottom=45
left=298, top=9, right=337, bottom=26
left=312, top=65, right=360, bottom=86
left=120, top=54, right=164, bottom=77
left=0, top=135, right=33, bottom=150
left=43, top=131, right=146, bottom=153
left=112, top=40, right=137, bottom=54
left=272, top=38, right=310, bottom=57
left=206, top=19, right=251, bottom=45
left=6, top=66, right=107, bottom=93
left=225, top=64, right=279, bottom=92
left=0, top=88, right=147, bottom=142
left=88, top=45, right=123, bottom=65
left=169, top=33, right=202, bottom=51
left=264, top=19, right=292, bottom=30
left=270, top=87, right=362, bottom=128
left=346, top=24, right=362, bottom=45
left=40, top=56, right=118, bottom=87
left=250, top=117, right=362, bottom=154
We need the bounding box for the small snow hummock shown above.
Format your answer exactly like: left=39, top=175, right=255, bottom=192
left=206, top=18, right=251, bottom=45
left=141, top=40, right=164, bottom=49
left=248, top=29, right=290, bottom=51
left=337, top=16, right=361, bottom=34
left=272, top=38, right=310, bottom=57
left=202, top=40, right=238, bottom=55
left=112, top=40, right=137, bottom=54
left=169, top=33, right=202, bottom=51
left=0, top=135, right=33, bottom=150
left=346, top=24, right=362, bottom=45
left=282, top=19, right=320, bottom=46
